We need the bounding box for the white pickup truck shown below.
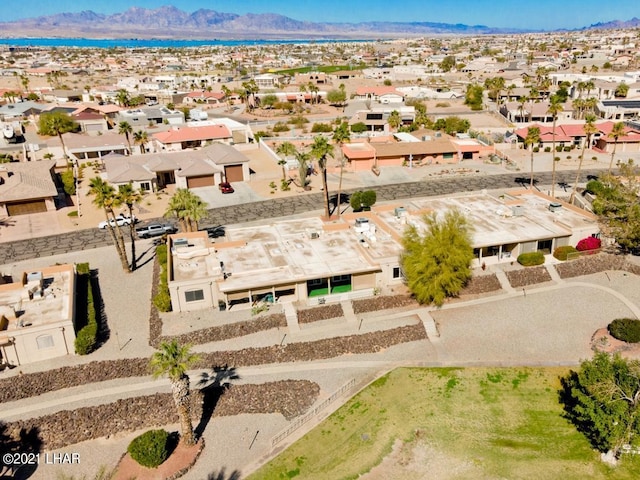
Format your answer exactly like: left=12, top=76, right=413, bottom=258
left=135, top=223, right=177, bottom=239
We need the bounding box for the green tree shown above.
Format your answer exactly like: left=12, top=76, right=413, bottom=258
left=401, top=209, right=474, bottom=306
left=524, top=126, right=541, bottom=188
left=570, top=114, right=597, bottom=203
left=440, top=56, right=456, bottom=73
left=332, top=122, right=351, bottom=218
left=351, top=122, right=367, bottom=133
left=149, top=340, right=201, bottom=446
left=615, top=83, right=629, bottom=98
left=547, top=96, right=564, bottom=197
left=560, top=352, right=640, bottom=461
left=118, top=121, right=133, bottom=154
left=261, top=93, right=278, bottom=109
left=88, top=177, right=130, bottom=273
left=310, top=135, right=334, bottom=218
left=464, top=84, right=484, bottom=111
left=327, top=89, right=347, bottom=106
left=115, top=89, right=130, bottom=107
left=608, top=121, right=626, bottom=174
left=592, top=160, right=640, bottom=252
left=276, top=141, right=297, bottom=181
left=117, top=183, right=142, bottom=271
left=38, top=111, right=78, bottom=159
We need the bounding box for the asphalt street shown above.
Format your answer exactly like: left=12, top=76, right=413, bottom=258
left=0, top=168, right=601, bottom=265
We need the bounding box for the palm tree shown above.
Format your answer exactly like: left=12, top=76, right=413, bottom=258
left=133, top=130, right=148, bottom=154
left=517, top=96, right=527, bottom=123
left=310, top=136, right=334, bottom=219
left=89, top=177, right=130, bottom=273
left=387, top=110, right=401, bottom=131
left=118, top=121, right=133, bottom=154
left=115, top=89, right=130, bottom=107
left=607, top=121, right=626, bottom=174
left=547, top=97, right=564, bottom=197
left=150, top=341, right=200, bottom=446
left=332, top=122, right=351, bottom=219
left=38, top=111, right=78, bottom=159
left=165, top=189, right=208, bottom=232
left=570, top=114, right=598, bottom=203
left=275, top=141, right=297, bottom=181
left=117, top=183, right=141, bottom=270
left=524, top=126, right=541, bottom=188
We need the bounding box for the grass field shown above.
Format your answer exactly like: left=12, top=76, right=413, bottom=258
left=247, top=367, right=640, bottom=480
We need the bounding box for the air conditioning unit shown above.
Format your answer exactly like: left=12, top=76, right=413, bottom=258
left=394, top=206, right=407, bottom=218
left=310, top=231, right=319, bottom=239
left=512, top=205, right=524, bottom=216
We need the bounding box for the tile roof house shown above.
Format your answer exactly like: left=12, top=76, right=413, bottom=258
left=183, top=91, right=226, bottom=105
left=152, top=124, right=233, bottom=152
left=103, top=143, right=250, bottom=191
left=0, top=160, right=59, bottom=216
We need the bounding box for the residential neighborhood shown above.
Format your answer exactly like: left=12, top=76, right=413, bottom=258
left=3, top=19, right=640, bottom=480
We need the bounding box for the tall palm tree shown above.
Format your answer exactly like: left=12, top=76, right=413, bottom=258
left=387, top=110, right=401, bottom=131
left=547, top=97, right=564, bottom=197
left=89, top=177, right=130, bottom=273
left=117, top=183, right=142, bottom=271
left=608, top=121, right=626, bottom=174
left=150, top=341, right=200, bottom=446
left=115, top=89, right=130, bottom=107
left=310, top=136, right=334, bottom=219
left=118, top=121, right=133, bottom=154
left=184, top=193, right=208, bottom=232
left=570, top=114, right=598, bottom=203
left=276, top=141, right=297, bottom=181
left=332, top=122, right=351, bottom=219
left=133, top=130, right=148, bottom=154
left=524, top=126, right=541, bottom=189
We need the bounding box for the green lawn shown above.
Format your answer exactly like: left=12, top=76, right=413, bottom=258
left=247, top=367, right=640, bottom=480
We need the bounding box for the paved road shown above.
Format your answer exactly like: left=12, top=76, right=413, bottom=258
left=0, top=168, right=601, bottom=264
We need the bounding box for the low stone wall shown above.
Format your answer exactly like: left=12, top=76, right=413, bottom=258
left=0, top=324, right=426, bottom=404
left=6, top=380, right=319, bottom=450
left=505, top=266, right=552, bottom=288
left=555, top=253, right=640, bottom=279
left=158, top=313, right=287, bottom=346
left=352, top=295, right=418, bottom=314
left=297, top=304, right=344, bottom=324
left=459, top=274, right=502, bottom=295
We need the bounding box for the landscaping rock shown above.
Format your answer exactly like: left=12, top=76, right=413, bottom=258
left=505, top=266, right=552, bottom=288
left=352, top=295, right=418, bottom=314
left=297, top=304, right=344, bottom=324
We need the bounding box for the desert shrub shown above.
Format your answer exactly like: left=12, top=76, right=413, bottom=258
left=127, top=429, right=169, bottom=468
left=61, top=169, right=76, bottom=195
left=435, top=102, right=450, bottom=108
left=553, top=245, right=578, bottom=261
left=564, top=146, right=571, bottom=152
left=74, top=324, right=97, bottom=355
left=517, top=251, right=545, bottom=266
left=608, top=318, right=640, bottom=343
left=576, top=236, right=601, bottom=252
left=533, top=147, right=540, bottom=153
left=272, top=122, right=289, bottom=132
left=544, top=146, right=551, bottom=152
left=311, top=123, right=332, bottom=133
left=585, top=180, right=604, bottom=195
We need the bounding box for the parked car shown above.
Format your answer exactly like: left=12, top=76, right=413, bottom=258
left=201, top=225, right=226, bottom=239
left=219, top=181, right=234, bottom=194
left=135, top=223, right=177, bottom=239
left=98, top=214, right=136, bottom=229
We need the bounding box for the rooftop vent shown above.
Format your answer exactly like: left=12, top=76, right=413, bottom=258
left=512, top=205, right=525, bottom=217
left=549, top=202, right=562, bottom=213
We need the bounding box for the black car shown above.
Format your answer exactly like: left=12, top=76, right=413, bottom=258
left=202, top=225, right=226, bottom=239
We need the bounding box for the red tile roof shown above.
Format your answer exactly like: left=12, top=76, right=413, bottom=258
left=153, top=125, right=232, bottom=144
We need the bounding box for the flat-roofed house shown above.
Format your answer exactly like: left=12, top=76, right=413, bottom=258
left=0, top=264, right=76, bottom=367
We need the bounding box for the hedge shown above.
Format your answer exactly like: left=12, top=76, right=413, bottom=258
left=127, top=429, right=169, bottom=468
left=553, top=245, right=578, bottom=261
left=74, top=263, right=98, bottom=355
left=576, top=236, right=601, bottom=252
left=517, top=251, right=545, bottom=266
left=608, top=318, right=640, bottom=343
left=153, top=245, right=172, bottom=312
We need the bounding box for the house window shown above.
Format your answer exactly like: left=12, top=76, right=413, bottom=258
left=185, top=289, right=204, bottom=302
left=392, top=266, right=403, bottom=279
left=443, top=153, right=454, bottom=159
left=140, top=182, right=151, bottom=191
left=36, top=335, right=54, bottom=349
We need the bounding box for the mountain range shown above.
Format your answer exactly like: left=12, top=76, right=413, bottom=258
left=0, top=6, right=636, bottom=40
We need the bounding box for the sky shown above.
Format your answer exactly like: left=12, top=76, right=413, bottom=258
left=1, top=0, right=639, bottom=31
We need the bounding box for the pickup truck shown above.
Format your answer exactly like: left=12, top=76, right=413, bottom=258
left=135, top=223, right=177, bottom=239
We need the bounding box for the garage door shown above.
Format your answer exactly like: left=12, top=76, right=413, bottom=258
left=187, top=175, right=215, bottom=188
left=6, top=200, right=47, bottom=216
left=224, top=165, right=243, bottom=182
